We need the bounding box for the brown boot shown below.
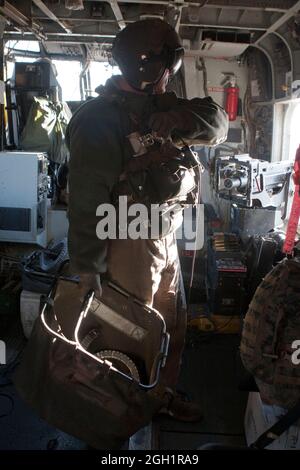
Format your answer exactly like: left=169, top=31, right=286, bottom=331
left=158, top=390, right=203, bottom=423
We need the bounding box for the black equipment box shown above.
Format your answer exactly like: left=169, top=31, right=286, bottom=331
left=15, top=62, right=57, bottom=90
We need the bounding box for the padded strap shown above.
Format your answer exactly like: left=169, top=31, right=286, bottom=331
left=251, top=399, right=300, bottom=449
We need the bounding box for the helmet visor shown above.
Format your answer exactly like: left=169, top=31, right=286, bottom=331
left=140, top=45, right=184, bottom=83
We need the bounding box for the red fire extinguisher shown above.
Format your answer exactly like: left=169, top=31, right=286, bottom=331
left=225, top=76, right=239, bottom=122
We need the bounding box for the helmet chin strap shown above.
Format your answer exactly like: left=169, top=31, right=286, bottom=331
left=153, top=68, right=170, bottom=94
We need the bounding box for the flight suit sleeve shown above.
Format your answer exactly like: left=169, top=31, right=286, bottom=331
left=173, top=96, right=229, bottom=146
left=66, top=112, right=123, bottom=274
left=150, top=95, right=229, bottom=146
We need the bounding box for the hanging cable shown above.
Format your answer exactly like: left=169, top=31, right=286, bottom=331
left=187, top=164, right=202, bottom=313
left=196, top=57, right=209, bottom=97
left=200, top=58, right=209, bottom=97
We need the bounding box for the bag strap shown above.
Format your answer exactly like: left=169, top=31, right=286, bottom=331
left=251, top=399, right=300, bottom=449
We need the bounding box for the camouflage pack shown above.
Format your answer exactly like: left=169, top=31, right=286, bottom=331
left=241, top=257, right=300, bottom=409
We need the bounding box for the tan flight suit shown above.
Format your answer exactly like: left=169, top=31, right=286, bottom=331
left=66, top=76, right=228, bottom=391
left=107, top=234, right=185, bottom=389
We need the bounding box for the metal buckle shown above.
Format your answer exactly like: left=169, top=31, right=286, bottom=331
left=139, top=133, right=155, bottom=147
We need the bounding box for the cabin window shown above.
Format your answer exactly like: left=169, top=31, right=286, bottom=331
left=288, top=103, right=300, bottom=161
left=52, top=60, right=82, bottom=102
left=5, top=40, right=40, bottom=54
left=88, top=62, right=120, bottom=97
left=273, top=101, right=300, bottom=162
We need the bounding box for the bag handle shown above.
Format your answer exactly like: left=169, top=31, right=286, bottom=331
left=40, top=291, right=139, bottom=382
left=40, top=286, right=170, bottom=390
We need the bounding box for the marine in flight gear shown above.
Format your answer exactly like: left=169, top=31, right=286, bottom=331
left=66, top=18, right=228, bottom=422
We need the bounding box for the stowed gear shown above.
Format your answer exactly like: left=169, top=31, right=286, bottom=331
left=112, top=18, right=184, bottom=91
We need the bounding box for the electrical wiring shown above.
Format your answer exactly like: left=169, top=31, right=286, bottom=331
left=209, top=315, right=239, bottom=334
left=197, top=58, right=209, bottom=97
left=0, top=365, right=18, bottom=421
left=0, top=346, right=24, bottom=421
left=187, top=165, right=203, bottom=313
left=211, top=315, right=241, bottom=334
left=241, top=119, right=248, bottom=153
left=186, top=314, right=242, bottom=348
left=243, top=83, right=256, bottom=157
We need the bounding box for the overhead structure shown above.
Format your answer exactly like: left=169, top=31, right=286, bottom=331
left=0, top=1, right=299, bottom=84
left=32, top=0, right=72, bottom=34
left=0, top=1, right=297, bottom=41
left=108, top=0, right=126, bottom=29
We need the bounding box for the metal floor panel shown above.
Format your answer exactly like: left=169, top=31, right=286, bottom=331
left=0, top=321, right=86, bottom=451
left=155, top=333, right=247, bottom=449
left=158, top=432, right=245, bottom=450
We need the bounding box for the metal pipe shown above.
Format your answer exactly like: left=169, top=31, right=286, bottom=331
left=181, top=22, right=266, bottom=31
left=0, top=1, right=47, bottom=40
left=85, top=0, right=293, bottom=12
left=4, top=31, right=115, bottom=41
left=108, top=0, right=126, bottom=29
left=30, top=18, right=269, bottom=31
left=273, top=31, right=294, bottom=81
left=32, top=0, right=72, bottom=34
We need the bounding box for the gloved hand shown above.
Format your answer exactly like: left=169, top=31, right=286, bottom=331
left=78, top=273, right=102, bottom=300
left=148, top=111, right=182, bottom=139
